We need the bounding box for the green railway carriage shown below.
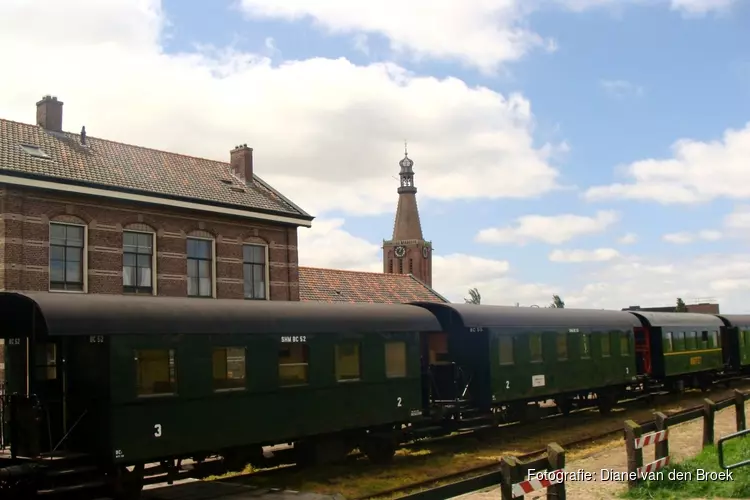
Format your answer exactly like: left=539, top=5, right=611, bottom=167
left=410, top=303, right=640, bottom=414
left=1, top=292, right=440, bottom=475
left=715, top=314, right=750, bottom=371
left=627, top=311, right=724, bottom=386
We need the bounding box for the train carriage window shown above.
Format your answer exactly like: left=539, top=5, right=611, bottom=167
left=385, top=341, right=407, bottom=378
left=557, top=333, right=568, bottom=361
left=620, top=332, right=630, bottom=356
left=335, top=343, right=361, bottom=382
left=499, top=336, right=514, bottom=365
left=581, top=333, right=591, bottom=359
left=663, top=332, right=673, bottom=353
left=136, top=349, right=176, bottom=396
left=34, top=343, right=57, bottom=380
left=700, top=331, right=709, bottom=349
left=601, top=333, right=611, bottom=357
left=686, top=331, right=697, bottom=350
left=212, top=347, right=246, bottom=391
left=710, top=331, right=720, bottom=348
left=279, top=344, right=308, bottom=386
left=529, top=334, right=543, bottom=363
left=673, top=332, right=685, bottom=351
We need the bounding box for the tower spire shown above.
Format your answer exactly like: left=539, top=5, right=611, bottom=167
left=393, top=144, right=422, bottom=239
left=383, top=144, right=432, bottom=285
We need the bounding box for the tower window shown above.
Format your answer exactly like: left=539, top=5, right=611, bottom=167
left=398, top=260, right=404, bottom=273
left=389, top=260, right=393, bottom=273
left=408, top=259, right=413, bottom=274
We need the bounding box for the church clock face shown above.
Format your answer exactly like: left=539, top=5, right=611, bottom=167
left=394, top=246, right=406, bottom=258
left=422, top=246, right=429, bottom=258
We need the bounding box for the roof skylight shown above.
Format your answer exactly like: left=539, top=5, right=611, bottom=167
left=19, top=144, right=51, bottom=159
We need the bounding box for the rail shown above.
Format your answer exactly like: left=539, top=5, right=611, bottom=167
left=623, top=388, right=750, bottom=489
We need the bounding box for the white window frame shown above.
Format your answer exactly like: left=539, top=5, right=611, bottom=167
left=122, top=227, right=158, bottom=296
left=186, top=234, right=216, bottom=298
left=242, top=242, right=270, bottom=300
left=48, top=221, right=88, bottom=294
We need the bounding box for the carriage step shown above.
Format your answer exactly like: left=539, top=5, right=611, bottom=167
left=458, top=415, right=491, bottom=424
left=46, top=464, right=99, bottom=477
left=37, top=478, right=107, bottom=495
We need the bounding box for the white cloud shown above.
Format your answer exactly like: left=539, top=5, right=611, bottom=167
left=600, top=79, right=644, bottom=98
left=724, top=205, right=750, bottom=230
left=298, top=219, right=548, bottom=306
left=558, top=0, right=737, bottom=16
left=476, top=210, right=619, bottom=245
left=549, top=248, right=621, bottom=263
left=297, top=219, right=381, bottom=271
left=584, top=122, right=750, bottom=204
left=352, top=33, right=370, bottom=56
left=0, top=0, right=562, bottom=218
left=238, top=0, right=550, bottom=73
left=237, top=1, right=737, bottom=72
left=662, top=230, right=722, bottom=244
left=670, top=0, right=736, bottom=16
left=618, top=233, right=638, bottom=244
left=300, top=218, right=750, bottom=312
left=563, top=253, right=750, bottom=312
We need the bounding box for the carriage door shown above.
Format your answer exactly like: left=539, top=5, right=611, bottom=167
left=3, top=335, right=41, bottom=458
left=421, top=332, right=458, bottom=402
left=633, top=327, right=652, bottom=375
left=32, top=339, right=66, bottom=454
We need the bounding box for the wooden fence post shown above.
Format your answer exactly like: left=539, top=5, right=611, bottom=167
left=654, top=412, right=669, bottom=460
left=624, top=420, right=643, bottom=489
left=546, top=442, right=566, bottom=500
left=500, top=456, right=521, bottom=500
left=703, top=398, right=716, bottom=447
left=735, top=389, right=746, bottom=432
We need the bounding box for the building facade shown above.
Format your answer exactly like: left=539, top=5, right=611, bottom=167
left=0, top=95, right=313, bottom=381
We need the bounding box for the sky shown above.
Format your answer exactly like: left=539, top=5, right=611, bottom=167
left=1, top=0, right=750, bottom=311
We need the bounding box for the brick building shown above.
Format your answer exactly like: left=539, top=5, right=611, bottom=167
left=0, top=95, right=313, bottom=381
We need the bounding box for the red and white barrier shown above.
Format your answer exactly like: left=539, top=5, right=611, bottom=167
left=511, top=469, right=564, bottom=497
left=638, top=456, right=670, bottom=475
left=634, top=430, right=668, bottom=449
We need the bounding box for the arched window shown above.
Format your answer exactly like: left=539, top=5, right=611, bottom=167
left=49, top=217, right=87, bottom=292
left=242, top=241, right=269, bottom=300
left=186, top=230, right=215, bottom=298
left=123, top=223, right=156, bottom=295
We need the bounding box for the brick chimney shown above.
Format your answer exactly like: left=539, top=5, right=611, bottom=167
left=36, top=95, right=64, bottom=132
left=230, top=144, right=253, bottom=182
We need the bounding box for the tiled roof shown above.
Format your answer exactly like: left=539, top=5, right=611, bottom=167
left=0, top=119, right=311, bottom=220
left=299, top=267, right=448, bottom=304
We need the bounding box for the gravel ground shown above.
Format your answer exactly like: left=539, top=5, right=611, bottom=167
left=454, top=400, right=750, bottom=500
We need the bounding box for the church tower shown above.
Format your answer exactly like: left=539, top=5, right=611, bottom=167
left=383, top=145, right=432, bottom=286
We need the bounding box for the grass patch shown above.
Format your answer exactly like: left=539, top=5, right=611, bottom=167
left=622, top=435, right=750, bottom=499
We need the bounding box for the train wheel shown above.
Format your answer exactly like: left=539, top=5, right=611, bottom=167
left=596, top=392, right=616, bottom=415
left=222, top=447, right=261, bottom=472
left=361, top=436, right=396, bottom=465
left=555, top=397, right=571, bottom=416
left=110, top=464, right=144, bottom=500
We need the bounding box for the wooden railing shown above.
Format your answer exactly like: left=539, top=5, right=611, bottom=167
left=623, top=388, right=749, bottom=489
left=499, top=443, right=566, bottom=500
